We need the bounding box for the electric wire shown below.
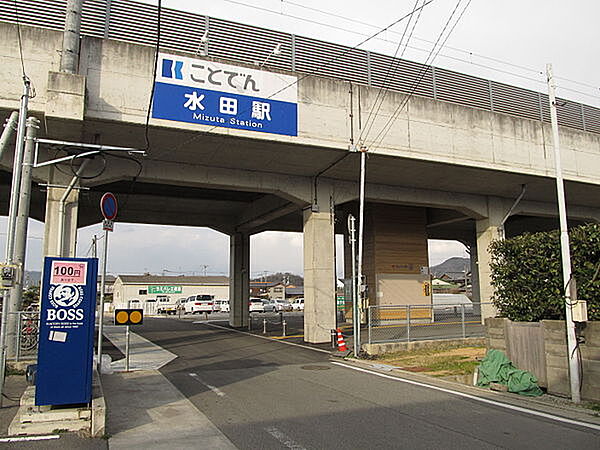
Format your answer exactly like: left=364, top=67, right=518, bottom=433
left=280, top=0, right=599, bottom=94
left=359, top=0, right=425, bottom=143
left=144, top=0, right=162, bottom=152
left=224, top=0, right=598, bottom=101
left=367, top=0, right=472, bottom=150
left=11, top=0, right=26, bottom=78
left=153, top=0, right=436, bottom=159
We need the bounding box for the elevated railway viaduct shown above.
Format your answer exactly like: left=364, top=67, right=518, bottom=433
left=1, top=1, right=599, bottom=343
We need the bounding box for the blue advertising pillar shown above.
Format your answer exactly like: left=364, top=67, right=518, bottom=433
left=36, top=257, right=98, bottom=406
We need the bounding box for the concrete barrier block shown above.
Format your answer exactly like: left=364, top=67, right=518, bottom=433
left=542, top=329, right=567, bottom=345
left=487, top=338, right=507, bottom=351
left=546, top=367, right=570, bottom=397
left=582, top=322, right=600, bottom=346
left=541, top=320, right=565, bottom=331
left=544, top=342, right=567, bottom=357
left=580, top=345, right=600, bottom=361
left=545, top=354, right=568, bottom=369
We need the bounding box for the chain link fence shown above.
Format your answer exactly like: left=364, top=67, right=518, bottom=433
left=0, top=310, right=40, bottom=361
left=367, top=303, right=492, bottom=344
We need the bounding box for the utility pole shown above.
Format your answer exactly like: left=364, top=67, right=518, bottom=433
left=356, top=146, right=367, bottom=355
left=4, top=80, right=31, bottom=264
left=92, top=235, right=98, bottom=258
left=347, top=215, right=358, bottom=356
left=6, top=118, right=40, bottom=355
left=60, top=0, right=83, bottom=74
left=546, top=63, right=581, bottom=403
left=0, top=111, right=19, bottom=161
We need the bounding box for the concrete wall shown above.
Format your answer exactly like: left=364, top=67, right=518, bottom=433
left=1, top=22, right=599, bottom=187
left=486, top=318, right=600, bottom=401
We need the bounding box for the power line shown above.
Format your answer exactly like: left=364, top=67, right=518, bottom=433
left=368, top=0, right=473, bottom=150
left=360, top=0, right=426, bottom=143
left=154, top=0, right=436, bottom=158
left=280, top=0, right=599, bottom=93
left=144, top=0, right=161, bottom=152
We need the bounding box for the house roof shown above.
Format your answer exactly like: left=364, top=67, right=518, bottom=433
left=116, top=275, right=229, bottom=285
left=285, top=287, right=304, bottom=295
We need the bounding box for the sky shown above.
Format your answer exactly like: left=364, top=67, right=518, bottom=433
left=2, top=0, right=599, bottom=277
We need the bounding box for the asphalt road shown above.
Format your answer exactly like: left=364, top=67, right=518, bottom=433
left=135, top=317, right=600, bottom=449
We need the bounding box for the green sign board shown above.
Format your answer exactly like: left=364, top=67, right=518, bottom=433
left=148, top=285, right=183, bottom=294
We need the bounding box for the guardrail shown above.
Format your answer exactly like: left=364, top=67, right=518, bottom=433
left=367, top=302, right=492, bottom=344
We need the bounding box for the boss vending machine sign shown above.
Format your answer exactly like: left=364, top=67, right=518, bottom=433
left=36, top=257, right=98, bottom=406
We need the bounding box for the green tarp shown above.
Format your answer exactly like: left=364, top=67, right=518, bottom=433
left=476, top=349, right=543, bottom=397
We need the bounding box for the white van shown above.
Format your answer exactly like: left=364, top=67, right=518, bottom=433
left=185, top=294, right=215, bottom=314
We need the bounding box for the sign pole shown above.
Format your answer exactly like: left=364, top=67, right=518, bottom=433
left=125, top=325, right=130, bottom=372
left=97, top=227, right=109, bottom=369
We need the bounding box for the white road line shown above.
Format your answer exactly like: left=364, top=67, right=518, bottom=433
left=204, top=322, right=331, bottom=354
left=0, top=435, right=60, bottom=443
left=331, top=362, right=600, bottom=432
left=189, top=372, right=226, bottom=397
left=265, top=426, right=306, bottom=450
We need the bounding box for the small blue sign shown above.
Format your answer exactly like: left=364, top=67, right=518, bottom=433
left=152, top=82, right=298, bottom=136
left=36, top=257, right=98, bottom=406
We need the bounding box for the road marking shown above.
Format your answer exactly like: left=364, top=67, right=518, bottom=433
left=265, top=426, right=306, bottom=450
left=331, top=362, right=600, bottom=432
left=0, top=435, right=60, bottom=443
left=204, top=322, right=332, bottom=354
left=189, top=372, right=226, bottom=397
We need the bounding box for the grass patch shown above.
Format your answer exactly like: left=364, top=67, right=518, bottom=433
left=375, top=344, right=486, bottom=377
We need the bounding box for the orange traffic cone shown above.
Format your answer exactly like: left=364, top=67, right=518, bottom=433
left=336, top=328, right=348, bottom=351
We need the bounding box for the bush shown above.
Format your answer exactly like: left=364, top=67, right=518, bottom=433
left=489, top=223, right=600, bottom=322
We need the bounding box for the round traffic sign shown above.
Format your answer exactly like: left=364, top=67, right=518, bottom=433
left=100, top=192, right=118, bottom=220
left=129, top=311, right=143, bottom=324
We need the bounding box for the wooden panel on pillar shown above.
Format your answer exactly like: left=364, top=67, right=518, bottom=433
left=363, top=204, right=429, bottom=307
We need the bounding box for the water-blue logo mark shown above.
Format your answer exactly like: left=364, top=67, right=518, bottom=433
left=162, top=59, right=183, bottom=80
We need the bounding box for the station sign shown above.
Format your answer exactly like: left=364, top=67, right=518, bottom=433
left=148, top=285, right=182, bottom=294
left=151, top=53, right=298, bottom=136
left=36, top=257, right=98, bottom=406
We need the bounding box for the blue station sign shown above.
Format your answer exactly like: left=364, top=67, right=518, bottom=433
left=36, top=257, right=98, bottom=406
left=151, top=53, right=298, bottom=136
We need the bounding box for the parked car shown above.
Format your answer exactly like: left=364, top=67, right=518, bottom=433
left=263, top=300, right=277, bottom=313
left=291, top=298, right=304, bottom=311
left=249, top=298, right=265, bottom=313
left=214, top=299, right=230, bottom=313
left=272, top=299, right=292, bottom=312
left=185, top=294, right=215, bottom=314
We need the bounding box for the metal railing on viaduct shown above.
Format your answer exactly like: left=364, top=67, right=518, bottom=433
left=1, top=0, right=599, bottom=135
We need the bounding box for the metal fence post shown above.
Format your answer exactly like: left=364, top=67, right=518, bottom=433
left=406, top=306, right=411, bottom=342
left=368, top=306, right=372, bottom=345
left=263, top=318, right=267, bottom=334
left=15, top=312, right=21, bottom=362
left=461, top=304, right=466, bottom=338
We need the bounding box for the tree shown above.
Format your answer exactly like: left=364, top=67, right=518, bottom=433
left=489, top=223, right=599, bottom=322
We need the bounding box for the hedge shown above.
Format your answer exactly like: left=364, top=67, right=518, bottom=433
left=489, top=223, right=599, bottom=322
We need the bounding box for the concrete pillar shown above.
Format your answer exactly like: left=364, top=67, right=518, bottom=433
left=42, top=168, right=81, bottom=257
left=229, top=232, right=249, bottom=328
left=303, top=207, right=336, bottom=343
left=475, top=198, right=504, bottom=319
left=468, top=241, right=481, bottom=316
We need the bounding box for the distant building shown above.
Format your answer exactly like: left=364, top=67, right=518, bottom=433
left=112, top=275, right=229, bottom=306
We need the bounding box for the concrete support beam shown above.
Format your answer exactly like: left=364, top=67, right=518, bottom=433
left=43, top=170, right=81, bottom=257
left=236, top=195, right=300, bottom=233
left=303, top=207, right=336, bottom=343
left=475, top=198, right=504, bottom=320
left=229, top=233, right=250, bottom=328
left=46, top=71, right=86, bottom=121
